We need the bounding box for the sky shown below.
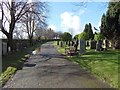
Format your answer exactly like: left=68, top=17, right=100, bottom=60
left=47, top=2, right=109, bottom=36
left=0, top=1, right=109, bottom=38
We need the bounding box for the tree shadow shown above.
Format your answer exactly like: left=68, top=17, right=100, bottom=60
left=24, top=63, right=36, bottom=67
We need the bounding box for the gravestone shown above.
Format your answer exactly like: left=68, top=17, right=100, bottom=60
left=90, top=40, right=97, bottom=49
left=96, top=40, right=103, bottom=51
left=57, top=41, right=59, bottom=45
left=72, top=41, right=75, bottom=46
left=79, top=39, right=86, bottom=54
left=60, top=41, right=63, bottom=47
left=2, top=42, right=7, bottom=55
left=68, top=41, right=71, bottom=46
left=103, top=39, right=108, bottom=50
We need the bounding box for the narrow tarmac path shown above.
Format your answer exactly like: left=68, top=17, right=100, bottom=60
left=4, top=42, right=112, bottom=88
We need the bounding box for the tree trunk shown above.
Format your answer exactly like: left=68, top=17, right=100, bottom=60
left=7, top=33, right=13, bottom=52
left=29, top=37, right=33, bottom=46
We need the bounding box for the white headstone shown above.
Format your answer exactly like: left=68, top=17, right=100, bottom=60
left=79, top=39, right=86, bottom=54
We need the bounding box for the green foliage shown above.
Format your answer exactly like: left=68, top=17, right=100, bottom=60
left=78, top=32, right=89, bottom=40
left=74, top=34, right=79, bottom=40
left=83, top=23, right=94, bottom=40
left=0, top=67, right=17, bottom=85
left=94, top=33, right=105, bottom=41
left=100, top=2, right=120, bottom=40
left=61, top=32, right=72, bottom=41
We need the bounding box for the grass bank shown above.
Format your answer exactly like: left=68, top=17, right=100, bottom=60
left=53, top=41, right=119, bottom=88
left=1, top=41, right=45, bottom=86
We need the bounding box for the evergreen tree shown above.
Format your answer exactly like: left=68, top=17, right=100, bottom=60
left=100, top=2, right=120, bottom=49
left=83, top=23, right=94, bottom=40
left=88, top=23, right=94, bottom=40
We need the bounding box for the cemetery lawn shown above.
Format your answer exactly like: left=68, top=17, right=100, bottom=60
left=53, top=42, right=119, bottom=88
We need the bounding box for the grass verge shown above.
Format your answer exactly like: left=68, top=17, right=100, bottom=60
left=1, top=42, right=45, bottom=86
left=53, top=41, right=119, bottom=88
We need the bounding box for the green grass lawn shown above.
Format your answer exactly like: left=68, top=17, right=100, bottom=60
left=53, top=41, right=119, bottom=88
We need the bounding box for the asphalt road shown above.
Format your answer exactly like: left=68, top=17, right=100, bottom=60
left=3, top=42, right=112, bottom=88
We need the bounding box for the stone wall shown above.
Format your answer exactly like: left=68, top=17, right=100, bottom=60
left=1, top=39, right=38, bottom=55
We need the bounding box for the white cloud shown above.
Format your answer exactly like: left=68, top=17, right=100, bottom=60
left=48, top=24, right=57, bottom=31
left=60, top=11, right=83, bottom=36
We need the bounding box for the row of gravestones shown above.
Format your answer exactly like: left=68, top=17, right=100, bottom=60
left=57, top=39, right=109, bottom=54
left=86, top=39, right=108, bottom=50
left=79, top=39, right=108, bottom=54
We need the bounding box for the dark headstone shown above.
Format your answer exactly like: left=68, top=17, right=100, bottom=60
left=60, top=41, right=63, bottom=47
left=90, top=40, right=97, bottom=49
left=96, top=40, right=103, bottom=51
left=66, top=41, right=68, bottom=45
left=57, top=41, right=59, bottom=45
left=68, top=41, right=71, bottom=46
left=72, top=41, right=75, bottom=46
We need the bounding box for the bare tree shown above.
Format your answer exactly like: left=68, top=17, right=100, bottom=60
left=20, top=2, right=47, bottom=45
left=0, top=0, right=32, bottom=51
left=45, top=28, right=55, bottom=39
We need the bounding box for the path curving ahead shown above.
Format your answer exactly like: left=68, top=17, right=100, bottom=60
left=4, top=42, right=112, bottom=88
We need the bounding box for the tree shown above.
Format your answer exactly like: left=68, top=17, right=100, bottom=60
left=74, top=34, right=79, bottom=40
left=78, top=32, right=88, bottom=40
left=20, top=2, right=47, bottom=45
left=44, top=28, right=55, bottom=40
left=61, top=32, right=72, bottom=41
left=100, top=2, right=120, bottom=49
left=88, top=23, right=94, bottom=40
left=0, top=1, right=32, bottom=51
left=0, top=1, right=47, bottom=50
left=61, top=32, right=72, bottom=46
left=94, top=32, right=104, bottom=41
left=83, top=23, right=94, bottom=40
